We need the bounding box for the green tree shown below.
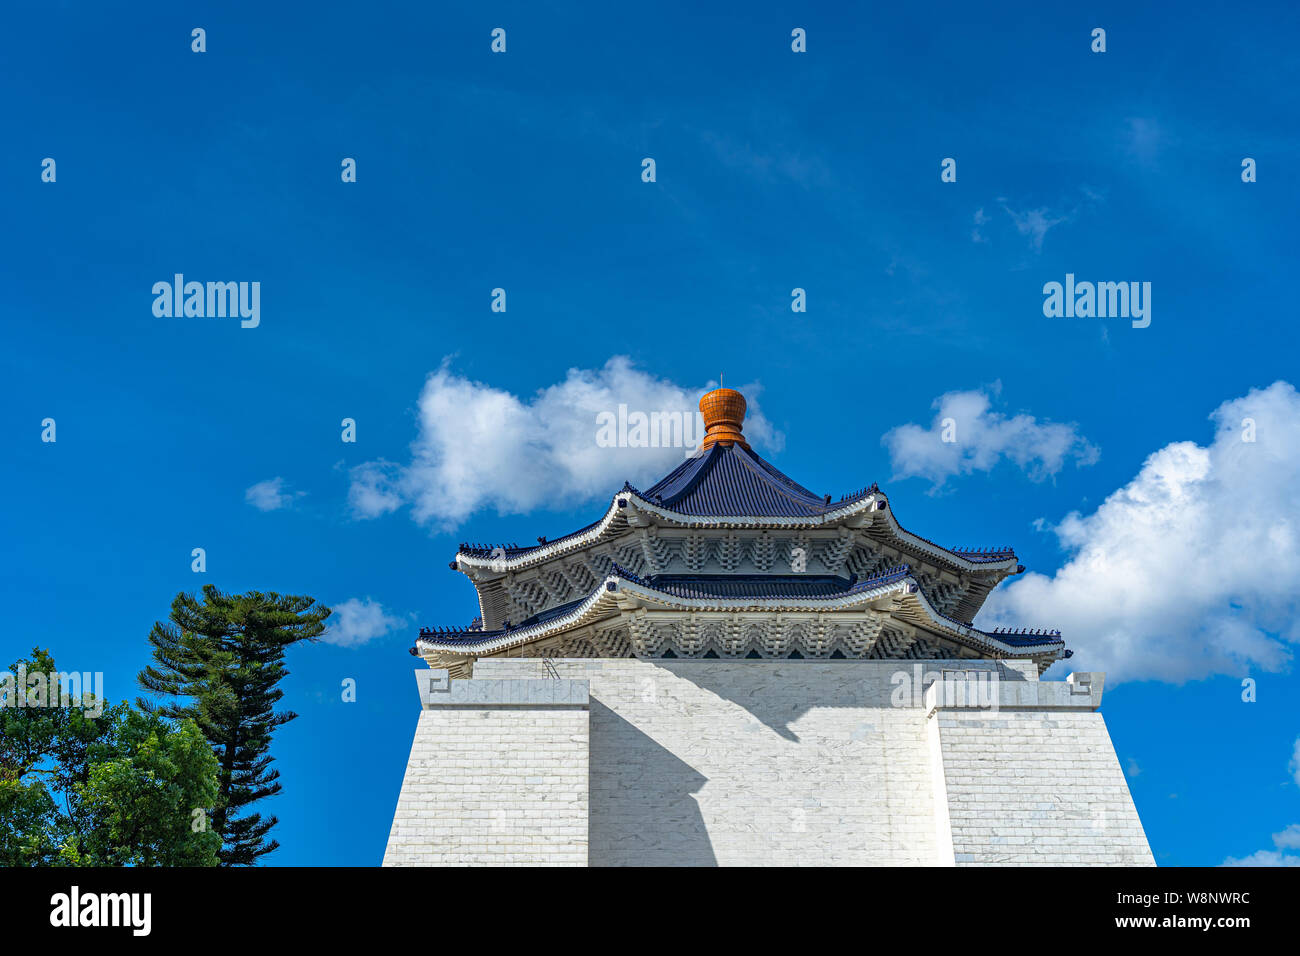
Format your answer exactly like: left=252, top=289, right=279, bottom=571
left=0, top=648, right=220, bottom=866
left=68, top=712, right=222, bottom=866
left=137, top=585, right=330, bottom=865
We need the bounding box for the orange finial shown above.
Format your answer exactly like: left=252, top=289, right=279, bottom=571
left=699, top=386, right=749, bottom=450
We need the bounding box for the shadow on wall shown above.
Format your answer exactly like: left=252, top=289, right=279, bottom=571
left=661, top=659, right=1035, bottom=742
left=660, top=660, right=892, bottom=742
left=588, top=700, right=717, bottom=866
left=664, top=661, right=813, bottom=742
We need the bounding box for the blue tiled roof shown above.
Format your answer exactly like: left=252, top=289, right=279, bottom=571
left=917, top=597, right=1065, bottom=649
left=985, top=627, right=1064, bottom=648
left=453, top=442, right=1019, bottom=569
left=636, top=443, right=875, bottom=517
left=459, top=518, right=603, bottom=558
left=455, top=444, right=877, bottom=560
left=606, top=567, right=911, bottom=600
left=643, top=574, right=861, bottom=599
left=949, top=546, right=1018, bottom=563
left=420, top=597, right=587, bottom=644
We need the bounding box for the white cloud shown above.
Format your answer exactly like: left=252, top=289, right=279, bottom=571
left=990, top=190, right=1101, bottom=252
left=1222, top=849, right=1300, bottom=867
left=881, top=386, right=1099, bottom=489
left=348, top=357, right=783, bottom=529
left=1002, top=204, right=1069, bottom=252
left=1274, top=823, right=1300, bottom=850
left=244, top=477, right=303, bottom=512
left=982, top=381, right=1300, bottom=684
left=347, top=460, right=403, bottom=519
left=1222, top=745, right=1300, bottom=867
left=1292, top=736, right=1300, bottom=787
left=323, top=598, right=405, bottom=648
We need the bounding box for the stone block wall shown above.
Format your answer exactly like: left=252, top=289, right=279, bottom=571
left=383, top=659, right=1154, bottom=866
left=553, top=659, right=938, bottom=865
left=381, top=672, right=589, bottom=865
left=937, top=709, right=1153, bottom=865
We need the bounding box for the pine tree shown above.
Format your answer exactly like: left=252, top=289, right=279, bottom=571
left=137, top=585, right=330, bottom=865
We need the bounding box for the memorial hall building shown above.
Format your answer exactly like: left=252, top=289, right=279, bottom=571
left=384, top=387, right=1154, bottom=866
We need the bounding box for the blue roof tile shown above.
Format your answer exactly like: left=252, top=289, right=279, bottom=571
left=637, top=443, right=873, bottom=517
left=453, top=443, right=1017, bottom=570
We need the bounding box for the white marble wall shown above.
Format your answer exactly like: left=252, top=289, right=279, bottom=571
left=383, top=680, right=589, bottom=866
left=938, top=709, right=1154, bottom=865
left=384, top=659, right=1154, bottom=866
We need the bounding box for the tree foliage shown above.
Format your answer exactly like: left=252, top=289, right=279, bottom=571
left=0, top=648, right=221, bottom=866
left=137, top=585, right=330, bottom=865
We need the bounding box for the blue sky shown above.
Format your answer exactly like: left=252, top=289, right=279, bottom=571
left=3, top=1, right=1299, bottom=865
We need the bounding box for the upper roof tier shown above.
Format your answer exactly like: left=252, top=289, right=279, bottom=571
left=454, top=387, right=1019, bottom=575
left=643, top=384, right=867, bottom=514
left=639, top=441, right=872, bottom=517
left=456, top=437, right=880, bottom=561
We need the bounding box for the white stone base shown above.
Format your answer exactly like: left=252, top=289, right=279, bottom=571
left=383, top=659, right=1153, bottom=866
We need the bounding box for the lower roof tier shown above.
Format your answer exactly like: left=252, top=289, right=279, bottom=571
left=414, top=565, right=1067, bottom=674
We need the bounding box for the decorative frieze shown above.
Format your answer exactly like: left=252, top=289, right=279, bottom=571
left=502, top=609, right=906, bottom=660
